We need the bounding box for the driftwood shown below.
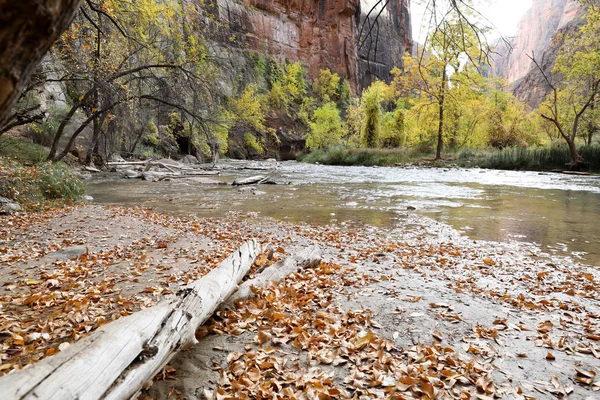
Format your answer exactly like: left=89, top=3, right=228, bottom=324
left=107, top=161, right=147, bottom=166
left=0, top=239, right=259, bottom=400
left=232, top=175, right=266, bottom=186
left=221, top=246, right=322, bottom=310
left=144, top=161, right=179, bottom=173
left=232, top=175, right=276, bottom=186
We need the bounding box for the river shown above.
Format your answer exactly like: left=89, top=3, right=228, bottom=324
left=87, top=162, right=600, bottom=267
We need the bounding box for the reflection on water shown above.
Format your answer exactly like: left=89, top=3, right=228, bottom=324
left=87, top=163, right=600, bottom=266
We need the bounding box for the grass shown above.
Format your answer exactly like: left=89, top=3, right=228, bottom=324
left=297, top=147, right=425, bottom=167
left=0, top=136, right=49, bottom=164
left=298, top=145, right=600, bottom=172
left=475, top=146, right=600, bottom=172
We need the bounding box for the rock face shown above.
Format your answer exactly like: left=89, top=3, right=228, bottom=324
left=491, top=0, right=584, bottom=108
left=357, top=0, right=412, bottom=88
left=492, top=0, right=580, bottom=85
left=512, top=17, right=584, bottom=109
left=207, top=0, right=411, bottom=91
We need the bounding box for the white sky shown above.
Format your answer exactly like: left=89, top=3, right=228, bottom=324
left=410, top=0, right=533, bottom=43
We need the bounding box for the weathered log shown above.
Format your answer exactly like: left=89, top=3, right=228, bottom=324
left=0, top=239, right=260, bottom=400
left=221, top=246, right=322, bottom=310
left=232, top=175, right=276, bottom=186
left=107, top=161, right=147, bottom=166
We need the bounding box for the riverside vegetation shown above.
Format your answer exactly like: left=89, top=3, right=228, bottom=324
left=0, top=1, right=599, bottom=175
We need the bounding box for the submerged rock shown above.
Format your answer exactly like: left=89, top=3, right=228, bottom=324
left=238, top=186, right=257, bottom=194
left=142, top=171, right=169, bottom=182
left=77, top=172, right=93, bottom=180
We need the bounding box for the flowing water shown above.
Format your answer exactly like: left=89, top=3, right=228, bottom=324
left=87, top=162, right=600, bottom=266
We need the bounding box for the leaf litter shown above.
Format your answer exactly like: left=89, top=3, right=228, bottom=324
left=2, top=206, right=599, bottom=399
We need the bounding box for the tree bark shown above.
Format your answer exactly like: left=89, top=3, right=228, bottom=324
left=0, top=239, right=259, bottom=400
left=0, top=1, right=82, bottom=128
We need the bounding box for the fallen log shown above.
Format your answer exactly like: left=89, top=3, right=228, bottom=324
left=107, top=161, right=147, bottom=166
left=232, top=175, right=277, bottom=186
left=221, top=245, right=322, bottom=310
left=0, top=239, right=260, bottom=400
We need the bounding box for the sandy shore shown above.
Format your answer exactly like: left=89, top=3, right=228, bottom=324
left=1, top=206, right=599, bottom=399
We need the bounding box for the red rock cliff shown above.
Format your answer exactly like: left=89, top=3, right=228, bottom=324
left=208, top=0, right=411, bottom=91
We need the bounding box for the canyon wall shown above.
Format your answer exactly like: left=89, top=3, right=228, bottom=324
left=491, top=0, right=584, bottom=108
left=206, top=0, right=412, bottom=92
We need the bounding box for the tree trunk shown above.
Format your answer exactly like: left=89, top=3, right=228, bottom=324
left=85, top=16, right=102, bottom=167
left=85, top=115, right=103, bottom=166
left=435, top=67, right=447, bottom=161
left=0, top=239, right=259, bottom=400
left=566, top=138, right=585, bottom=170
left=0, top=1, right=82, bottom=128
left=587, top=98, right=596, bottom=146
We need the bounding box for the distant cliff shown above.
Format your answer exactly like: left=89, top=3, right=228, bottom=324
left=492, top=0, right=580, bottom=84
left=491, top=0, right=583, bottom=108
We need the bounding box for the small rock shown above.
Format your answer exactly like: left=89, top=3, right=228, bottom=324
left=0, top=197, right=21, bottom=213
left=179, top=177, right=225, bottom=185
left=253, top=190, right=266, bottom=195
left=47, top=245, right=88, bottom=261
left=83, top=195, right=94, bottom=202
left=142, top=171, right=168, bottom=182
left=407, top=206, right=416, bottom=211
left=181, top=155, right=199, bottom=165
left=4, top=202, right=22, bottom=212
left=123, top=169, right=141, bottom=179
left=232, top=175, right=267, bottom=186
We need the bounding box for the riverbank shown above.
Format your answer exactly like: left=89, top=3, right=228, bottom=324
left=1, top=205, right=599, bottom=398
left=298, top=146, right=600, bottom=172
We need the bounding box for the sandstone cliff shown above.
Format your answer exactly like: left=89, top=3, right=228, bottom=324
left=206, top=0, right=412, bottom=92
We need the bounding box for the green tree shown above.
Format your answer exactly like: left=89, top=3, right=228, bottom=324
left=381, top=106, right=406, bottom=148
left=394, top=17, right=487, bottom=159
left=361, top=81, right=389, bottom=148
left=306, top=102, right=344, bottom=150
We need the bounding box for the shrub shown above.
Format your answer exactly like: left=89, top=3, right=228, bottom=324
left=298, top=147, right=413, bottom=167
left=312, top=69, right=341, bottom=102
left=0, top=157, right=84, bottom=209
left=244, top=133, right=264, bottom=154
